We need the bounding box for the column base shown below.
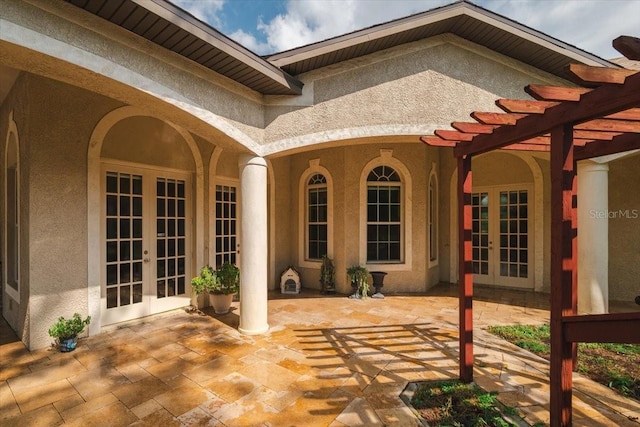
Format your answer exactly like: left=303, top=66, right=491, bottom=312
left=238, top=324, right=270, bottom=335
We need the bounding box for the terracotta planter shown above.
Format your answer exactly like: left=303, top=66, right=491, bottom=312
left=209, top=293, right=234, bottom=314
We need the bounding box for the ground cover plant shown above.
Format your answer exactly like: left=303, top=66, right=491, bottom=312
left=487, top=324, right=640, bottom=401
left=410, top=380, right=518, bottom=426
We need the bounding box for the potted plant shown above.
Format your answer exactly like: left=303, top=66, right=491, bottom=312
left=346, top=265, right=369, bottom=299
left=191, top=265, right=219, bottom=296
left=214, top=262, right=240, bottom=314
left=48, top=313, right=91, bottom=352
left=320, top=255, right=336, bottom=294
left=191, top=264, right=239, bottom=314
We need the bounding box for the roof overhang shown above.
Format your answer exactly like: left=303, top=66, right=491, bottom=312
left=267, top=0, right=618, bottom=77
left=63, top=0, right=303, bottom=95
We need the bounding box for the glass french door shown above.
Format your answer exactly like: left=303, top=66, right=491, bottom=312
left=102, top=163, right=191, bottom=325
left=472, top=186, right=533, bottom=288
left=214, top=182, right=239, bottom=268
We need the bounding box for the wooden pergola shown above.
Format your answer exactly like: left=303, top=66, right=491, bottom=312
left=422, top=36, right=640, bottom=427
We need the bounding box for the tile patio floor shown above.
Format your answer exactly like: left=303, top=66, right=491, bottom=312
left=1, top=284, right=639, bottom=426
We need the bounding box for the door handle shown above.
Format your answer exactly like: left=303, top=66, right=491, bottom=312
left=143, top=258, right=150, bottom=263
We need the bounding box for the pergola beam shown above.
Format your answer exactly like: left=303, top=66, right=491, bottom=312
left=566, top=63, right=636, bottom=86
left=549, top=124, right=577, bottom=427
left=575, top=132, right=640, bottom=160
left=613, top=35, right=640, bottom=60
left=454, top=71, right=640, bottom=157
left=526, top=85, right=589, bottom=101
left=563, top=312, right=640, bottom=344
left=496, top=98, right=558, bottom=114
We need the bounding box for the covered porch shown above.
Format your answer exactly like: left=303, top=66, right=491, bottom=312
left=1, top=285, right=638, bottom=426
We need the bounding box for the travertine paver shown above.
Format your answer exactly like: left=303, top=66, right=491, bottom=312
left=0, top=284, right=638, bottom=426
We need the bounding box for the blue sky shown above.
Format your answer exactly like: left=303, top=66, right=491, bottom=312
left=171, top=0, right=640, bottom=59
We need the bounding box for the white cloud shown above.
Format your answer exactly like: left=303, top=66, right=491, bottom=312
left=172, top=0, right=226, bottom=28
left=257, top=0, right=450, bottom=54
left=170, top=0, right=639, bottom=59
left=483, top=0, right=640, bottom=59
left=228, top=29, right=272, bottom=54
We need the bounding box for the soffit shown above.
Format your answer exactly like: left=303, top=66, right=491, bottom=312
left=62, top=0, right=303, bottom=95
left=267, top=1, right=617, bottom=78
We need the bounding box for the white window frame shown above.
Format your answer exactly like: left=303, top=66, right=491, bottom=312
left=359, top=150, right=412, bottom=271
left=298, top=160, right=333, bottom=269
left=4, top=111, right=20, bottom=303
left=428, top=165, right=438, bottom=267
left=211, top=178, right=240, bottom=268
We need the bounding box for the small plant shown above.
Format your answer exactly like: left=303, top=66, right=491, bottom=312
left=191, top=263, right=240, bottom=295
left=320, top=255, right=335, bottom=293
left=216, top=262, right=240, bottom=295
left=347, top=265, right=369, bottom=298
left=48, top=313, right=91, bottom=341
left=191, top=265, right=219, bottom=295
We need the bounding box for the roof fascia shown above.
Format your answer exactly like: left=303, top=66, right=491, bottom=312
left=267, top=1, right=616, bottom=71
left=138, top=0, right=303, bottom=94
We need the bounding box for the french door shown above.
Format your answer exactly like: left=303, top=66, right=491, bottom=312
left=471, top=186, right=533, bottom=288
left=101, top=163, right=191, bottom=325
left=213, top=182, right=239, bottom=268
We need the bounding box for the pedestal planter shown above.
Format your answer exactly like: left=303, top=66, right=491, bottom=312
left=210, top=293, right=234, bottom=314
left=370, top=271, right=387, bottom=298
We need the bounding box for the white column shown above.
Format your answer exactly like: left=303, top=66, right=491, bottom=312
left=577, top=160, right=609, bottom=314
left=238, top=155, right=269, bottom=335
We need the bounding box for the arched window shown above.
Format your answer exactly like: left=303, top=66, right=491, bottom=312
left=429, top=171, right=438, bottom=263
left=307, top=173, right=328, bottom=260
left=367, top=166, right=401, bottom=262
left=4, top=114, right=20, bottom=302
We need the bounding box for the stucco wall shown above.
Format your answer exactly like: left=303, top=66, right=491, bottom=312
left=273, top=142, right=437, bottom=294
left=25, top=75, right=122, bottom=349
left=262, top=36, right=567, bottom=155
left=0, top=73, right=30, bottom=343
left=608, top=153, right=640, bottom=303
left=102, top=116, right=196, bottom=171
left=1, top=0, right=265, bottom=154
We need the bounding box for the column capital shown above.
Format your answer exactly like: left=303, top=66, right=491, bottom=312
left=239, top=155, right=267, bottom=168
left=577, top=160, right=609, bottom=173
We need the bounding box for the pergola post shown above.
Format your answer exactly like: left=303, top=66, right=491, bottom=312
left=549, top=124, right=577, bottom=427
left=457, top=154, right=473, bottom=383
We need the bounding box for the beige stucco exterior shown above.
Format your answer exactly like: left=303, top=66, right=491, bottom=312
left=1, top=0, right=638, bottom=350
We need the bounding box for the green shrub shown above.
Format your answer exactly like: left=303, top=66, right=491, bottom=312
left=48, top=313, right=91, bottom=340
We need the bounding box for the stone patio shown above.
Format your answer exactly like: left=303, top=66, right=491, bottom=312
left=1, top=284, right=638, bottom=426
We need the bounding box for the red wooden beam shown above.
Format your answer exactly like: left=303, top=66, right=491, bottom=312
left=435, top=129, right=476, bottom=141
left=503, top=143, right=550, bottom=152
left=451, top=122, right=496, bottom=134
left=574, top=118, right=640, bottom=133
left=575, top=132, right=640, bottom=160
left=566, top=64, right=636, bottom=86
left=420, top=136, right=457, bottom=147
left=454, top=71, right=640, bottom=157
left=549, top=124, right=577, bottom=427
left=563, top=312, right=640, bottom=343
left=471, top=112, right=525, bottom=125
left=572, top=130, right=621, bottom=140
left=613, top=35, right=640, bottom=60
left=496, top=98, right=558, bottom=114
left=606, top=107, right=640, bottom=120
left=526, top=85, right=590, bottom=101
left=457, top=155, right=473, bottom=383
